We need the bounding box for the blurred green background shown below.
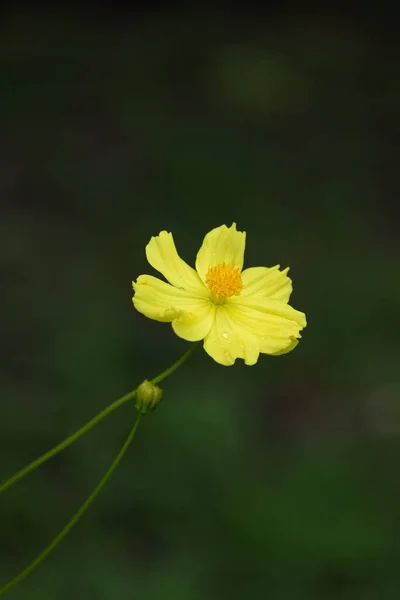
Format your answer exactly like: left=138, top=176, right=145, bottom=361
left=1, top=7, right=399, bottom=599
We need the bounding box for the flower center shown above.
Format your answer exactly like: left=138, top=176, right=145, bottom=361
left=205, top=263, right=243, bottom=302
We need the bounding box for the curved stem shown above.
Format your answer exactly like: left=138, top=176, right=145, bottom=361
left=0, top=391, right=136, bottom=494
left=151, top=341, right=200, bottom=386
left=0, top=341, right=199, bottom=495
left=0, top=413, right=142, bottom=598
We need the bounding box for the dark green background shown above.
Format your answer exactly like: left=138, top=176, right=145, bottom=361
left=1, top=9, right=399, bottom=599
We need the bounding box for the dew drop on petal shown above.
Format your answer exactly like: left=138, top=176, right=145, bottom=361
left=224, top=349, right=231, bottom=358
left=222, top=332, right=229, bottom=339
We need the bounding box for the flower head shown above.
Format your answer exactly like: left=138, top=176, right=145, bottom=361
left=132, top=224, right=306, bottom=366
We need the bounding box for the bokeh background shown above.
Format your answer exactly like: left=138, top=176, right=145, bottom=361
left=1, top=5, right=399, bottom=599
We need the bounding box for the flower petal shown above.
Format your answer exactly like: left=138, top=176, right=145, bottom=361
left=133, top=275, right=197, bottom=322
left=195, top=223, right=246, bottom=283
left=228, top=296, right=306, bottom=355
left=203, top=305, right=259, bottom=366
left=172, top=302, right=215, bottom=341
left=241, top=265, right=293, bottom=302
left=146, top=231, right=206, bottom=293
left=133, top=275, right=214, bottom=341
left=270, top=338, right=299, bottom=356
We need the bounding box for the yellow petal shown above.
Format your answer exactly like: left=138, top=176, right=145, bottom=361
left=195, top=223, right=246, bottom=283
left=241, top=265, right=293, bottom=303
left=133, top=275, right=197, bottom=322
left=172, top=302, right=215, bottom=341
left=228, top=296, right=306, bottom=355
left=231, top=296, right=306, bottom=328
left=146, top=231, right=206, bottom=294
left=203, top=305, right=259, bottom=366
left=271, top=338, right=299, bottom=356
left=133, top=275, right=214, bottom=341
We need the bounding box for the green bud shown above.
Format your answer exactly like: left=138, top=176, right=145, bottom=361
left=134, top=379, right=163, bottom=414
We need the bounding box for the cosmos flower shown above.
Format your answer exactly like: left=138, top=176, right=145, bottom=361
left=132, top=224, right=306, bottom=366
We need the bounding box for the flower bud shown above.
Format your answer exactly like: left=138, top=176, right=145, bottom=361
left=135, top=379, right=163, bottom=414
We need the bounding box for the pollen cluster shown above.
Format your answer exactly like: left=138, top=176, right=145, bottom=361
left=205, top=263, right=243, bottom=302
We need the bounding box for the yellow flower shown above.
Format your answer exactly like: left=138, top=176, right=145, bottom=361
left=132, top=224, right=306, bottom=366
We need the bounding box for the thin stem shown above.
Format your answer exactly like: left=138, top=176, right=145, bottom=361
left=0, top=413, right=142, bottom=598
left=0, top=391, right=136, bottom=494
left=0, top=341, right=200, bottom=597
left=0, top=342, right=199, bottom=494
left=151, top=341, right=200, bottom=386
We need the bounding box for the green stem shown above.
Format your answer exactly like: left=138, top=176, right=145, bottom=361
left=151, top=341, right=199, bottom=386
left=0, top=341, right=199, bottom=495
left=0, top=391, right=135, bottom=495
left=0, top=413, right=142, bottom=597
left=0, top=341, right=200, bottom=597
